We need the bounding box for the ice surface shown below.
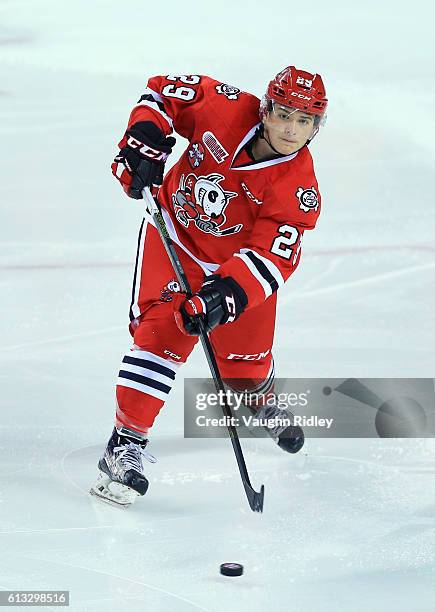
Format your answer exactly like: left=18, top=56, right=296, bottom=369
left=1, top=1, right=435, bottom=610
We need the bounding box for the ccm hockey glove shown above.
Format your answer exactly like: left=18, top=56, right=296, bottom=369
left=174, top=275, right=248, bottom=336
left=111, top=121, right=176, bottom=199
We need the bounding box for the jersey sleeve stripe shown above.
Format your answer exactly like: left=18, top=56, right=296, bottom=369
left=234, top=252, right=274, bottom=299
left=240, top=248, right=285, bottom=288
left=244, top=251, right=279, bottom=293
left=136, top=90, right=174, bottom=129
left=144, top=86, right=164, bottom=104
left=235, top=249, right=284, bottom=298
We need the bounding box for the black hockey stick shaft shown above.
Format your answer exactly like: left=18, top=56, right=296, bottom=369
left=142, top=187, right=264, bottom=512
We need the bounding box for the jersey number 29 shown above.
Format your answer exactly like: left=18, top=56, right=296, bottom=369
left=162, top=75, right=201, bottom=101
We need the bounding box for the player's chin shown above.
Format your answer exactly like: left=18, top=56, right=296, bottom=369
left=276, top=139, right=299, bottom=155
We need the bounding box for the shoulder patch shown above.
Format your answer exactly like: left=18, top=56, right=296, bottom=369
left=295, top=186, right=319, bottom=213
left=215, top=83, right=241, bottom=100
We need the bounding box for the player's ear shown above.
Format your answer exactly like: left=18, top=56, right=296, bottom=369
left=260, top=97, right=271, bottom=125
left=261, top=110, right=271, bottom=126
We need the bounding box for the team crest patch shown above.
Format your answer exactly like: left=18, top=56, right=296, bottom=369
left=296, top=186, right=319, bottom=213
left=215, top=83, right=241, bottom=100
left=172, top=172, right=242, bottom=237
left=188, top=142, right=205, bottom=168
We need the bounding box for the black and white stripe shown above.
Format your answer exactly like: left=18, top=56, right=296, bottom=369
left=235, top=248, right=284, bottom=299
left=117, top=349, right=180, bottom=402
left=246, top=358, right=275, bottom=396
left=136, top=88, right=174, bottom=130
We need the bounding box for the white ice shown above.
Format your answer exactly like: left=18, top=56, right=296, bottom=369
left=1, top=1, right=435, bottom=610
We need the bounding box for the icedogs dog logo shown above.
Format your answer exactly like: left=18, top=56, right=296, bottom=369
left=172, top=173, right=242, bottom=237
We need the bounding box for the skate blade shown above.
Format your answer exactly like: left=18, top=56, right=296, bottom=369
left=89, top=473, right=140, bottom=509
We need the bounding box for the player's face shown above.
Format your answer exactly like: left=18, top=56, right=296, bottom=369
left=263, top=104, right=316, bottom=154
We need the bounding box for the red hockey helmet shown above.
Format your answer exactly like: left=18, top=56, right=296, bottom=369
left=261, top=66, right=328, bottom=119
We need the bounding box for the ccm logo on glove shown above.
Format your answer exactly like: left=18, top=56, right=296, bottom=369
left=125, top=135, right=170, bottom=162
left=111, top=121, right=176, bottom=199
left=174, top=275, right=247, bottom=336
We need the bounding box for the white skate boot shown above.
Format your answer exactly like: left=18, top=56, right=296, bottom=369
left=90, top=426, right=156, bottom=508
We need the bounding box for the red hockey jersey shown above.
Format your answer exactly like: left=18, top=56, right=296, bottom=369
left=119, top=74, right=322, bottom=310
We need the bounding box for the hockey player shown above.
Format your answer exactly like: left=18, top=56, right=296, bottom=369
left=90, top=67, right=328, bottom=507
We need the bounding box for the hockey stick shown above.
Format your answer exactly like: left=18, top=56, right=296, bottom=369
left=142, top=187, right=264, bottom=512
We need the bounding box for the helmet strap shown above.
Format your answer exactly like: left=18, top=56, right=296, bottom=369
left=257, top=124, right=283, bottom=155
left=305, top=126, right=320, bottom=145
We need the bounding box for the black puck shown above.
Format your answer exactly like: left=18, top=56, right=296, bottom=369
left=220, top=563, right=243, bottom=577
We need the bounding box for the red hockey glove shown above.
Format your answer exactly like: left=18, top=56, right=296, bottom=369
left=174, top=275, right=248, bottom=336
left=111, top=121, right=176, bottom=199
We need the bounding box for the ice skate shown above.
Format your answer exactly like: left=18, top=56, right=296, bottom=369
left=254, top=403, right=304, bottom=454
left=90, top=427, right=156, bottom=508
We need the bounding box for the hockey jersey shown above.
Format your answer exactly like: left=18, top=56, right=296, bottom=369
left=119, top=74, right=322, bottom=311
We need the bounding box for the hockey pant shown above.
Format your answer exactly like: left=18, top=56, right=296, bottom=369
left=115, top=218, right=277, bottom=436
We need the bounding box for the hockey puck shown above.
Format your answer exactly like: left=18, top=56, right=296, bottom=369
left=220, top=563, right=244, bottom=577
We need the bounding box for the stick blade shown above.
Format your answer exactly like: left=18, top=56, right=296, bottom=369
left=245, top=483, right=265, bottom=513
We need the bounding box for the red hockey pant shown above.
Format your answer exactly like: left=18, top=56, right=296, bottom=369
left=115, top=219, right=277, bottom=435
